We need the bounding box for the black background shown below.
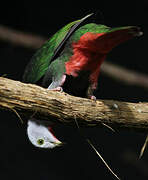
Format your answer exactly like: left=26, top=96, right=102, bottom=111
left=0, top=1, right=148, bottom=180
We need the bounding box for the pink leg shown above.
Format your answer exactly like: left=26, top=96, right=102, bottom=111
left=90, top=95, right=97, bottom=101
left=49, top=86, right=63, bottom=92
left=60, top=74, right=66, bottom=86
left=87, top=85, right=97, bottom=101
left=87, top=94, right=97, bottom=101
left=47, top=75, right=66, bottom=92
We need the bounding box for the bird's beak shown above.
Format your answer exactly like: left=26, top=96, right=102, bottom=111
left=53, top=141, right=64, bottom=147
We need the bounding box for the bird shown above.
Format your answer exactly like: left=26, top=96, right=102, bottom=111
left=27, top=119, right=62, bottom=148
left=23, top=13, right=142, bottom=149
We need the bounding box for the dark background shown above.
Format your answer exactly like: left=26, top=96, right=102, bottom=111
left=0, top=1, right=148, bottom=179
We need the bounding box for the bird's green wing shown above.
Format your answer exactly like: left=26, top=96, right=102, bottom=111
left=23, top=13, right=93, bottom=83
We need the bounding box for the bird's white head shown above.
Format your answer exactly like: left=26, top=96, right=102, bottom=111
left=27, top=120, right=63, bottom=149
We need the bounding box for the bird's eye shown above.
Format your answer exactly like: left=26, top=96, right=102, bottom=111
left=37, top=139, right=44, bottom=145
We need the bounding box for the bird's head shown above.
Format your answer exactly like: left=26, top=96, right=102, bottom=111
left=27, top=120, right=63, bottom=149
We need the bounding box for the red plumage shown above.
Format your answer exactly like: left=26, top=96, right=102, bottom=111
left=65, top=30, right=136, bottom=90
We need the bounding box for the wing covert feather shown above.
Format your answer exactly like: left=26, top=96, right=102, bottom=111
left=23, top=13, right=93, bottom=83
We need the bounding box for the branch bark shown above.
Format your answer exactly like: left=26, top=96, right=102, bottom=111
left=0, top=77, right=148, bottom=131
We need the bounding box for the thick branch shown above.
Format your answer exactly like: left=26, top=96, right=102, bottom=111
left=0, top=77, right=148, bottom=131
left=101, top=62, right=148, bottom=89
left=0, top=25, right=46, bottom=49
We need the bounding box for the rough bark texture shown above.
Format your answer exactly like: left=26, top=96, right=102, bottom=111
left=0, top=77, right=148, bottom=131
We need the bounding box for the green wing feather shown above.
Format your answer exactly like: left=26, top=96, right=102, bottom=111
left=23, top=14, right=93, bottom=83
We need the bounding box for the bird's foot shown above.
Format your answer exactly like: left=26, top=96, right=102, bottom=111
left=87, top=95, right=97, bottom=101
left=48, top=86, right=63, bottom=92
left=87, top=85, right=97, bottom=101
left=90, top=95, right=96, bottom=101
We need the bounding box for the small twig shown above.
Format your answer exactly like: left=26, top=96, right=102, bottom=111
left=139, top=134, right=148, bottom=159
left=122, top=150, right=148, bottom=177
left=11, top=108, right=23, bottom=124
left=74, top=116, right=119, bottom=179
left=87, top=139, right=120, bottom=180
left=101, top=123, right=115, bottom=132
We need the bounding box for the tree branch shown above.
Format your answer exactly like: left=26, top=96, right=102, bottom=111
left=0, top=25, right=148, bottom=90
left=0, top=77, right=148, bottom=131
left=0, top=25, right=46, bottom=49
left=101, top=62, right=148, bottom=90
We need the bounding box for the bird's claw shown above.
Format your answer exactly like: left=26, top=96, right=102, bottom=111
left=90, top=96, right=97, bottom=101
left=87, top=95, right=96, bottom=101
left=90, top=95, right=96, bottom=101
left=48, top=86, right=63, bottom=92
